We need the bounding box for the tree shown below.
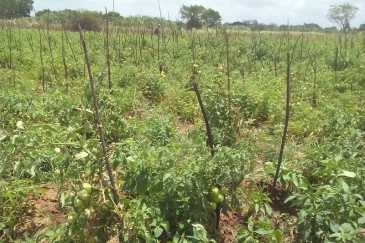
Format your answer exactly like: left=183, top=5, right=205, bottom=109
left=102, top=11, right=122, bottom=22
left=179, top=4, right=205, bottom=29
left=201, top=8, right=221, bottom=28
left=0, top=0, right=34, bottom=19
left=327, top=3, right=359, bottom=32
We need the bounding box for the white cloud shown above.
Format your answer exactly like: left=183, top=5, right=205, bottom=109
left=33, top=0, right=364, bottom=27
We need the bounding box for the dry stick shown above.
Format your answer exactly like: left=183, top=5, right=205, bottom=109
left=274, top=35, right=284, bottom=77
left=60, top=13, right=77, bottom=62
left=38, top=24, right=46, bottom=92
left=334, top=46, right=338, bottom=83
left=46, top=12, right=57, bottom=81
left=290, top=35, right=301, bottom=67
left=17, top=24, right=22, bottom=59
left=78, top=24, right=119, bottom=205
left=61, top=33, right=68, bottom=80
left=26, top=32, right=35, bottom=57
left=157, top=0, right=164, bottom=73
left=300, top=27, right=304, bottom=61
left=6, top=27, right=13, bottom=85
left=311, top=53, right=317, bottom=106
left=226, top=35, right=231, bottom=127
left=272, top=22, right=291, bottom=194
left=192, top=81, right=219, bottom=229
left=193, top=82, right=215, bottom=157
left=105, top=7, right=112, bottom=89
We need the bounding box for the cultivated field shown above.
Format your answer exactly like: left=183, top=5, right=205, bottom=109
left=1, top=23, right=365, bottom=243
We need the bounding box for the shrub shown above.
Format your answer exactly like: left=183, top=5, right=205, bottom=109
left=68, top=10, right=102, bottom=32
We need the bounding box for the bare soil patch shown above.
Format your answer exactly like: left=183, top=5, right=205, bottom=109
left=15, top=184, right=67, bottom=240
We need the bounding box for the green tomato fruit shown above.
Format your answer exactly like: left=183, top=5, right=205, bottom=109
left=217, top=194, right=224, bottom=203
left=211, top=187, right=220, bottom=198
left=177, top=192, right=184, bottom=198
left=82, top=183, right=92, bottom=194
left=55, top=147, right=61, bottom=154
left=209, top=202, right=217, bottom=211
left=54, top=169, right=61, bottom=176
left=67, top=215, right=75, bottom=224
left=78, top=190, right=90, bottom=201
left=87, top=236, right=95, bottom=243
left=75, top=198, right=84, bottom=208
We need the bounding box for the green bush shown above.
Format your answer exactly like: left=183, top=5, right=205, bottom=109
left=68, top=11, right=102, bottom=32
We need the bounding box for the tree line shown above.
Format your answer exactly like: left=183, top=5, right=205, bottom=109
left=0, top=0, right=363, bottom=33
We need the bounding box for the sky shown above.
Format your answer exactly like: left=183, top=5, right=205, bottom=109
left=33, top=0, right=364, bottom=28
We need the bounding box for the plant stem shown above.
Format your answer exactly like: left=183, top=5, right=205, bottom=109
left=78, top=24, right=119, bottom=205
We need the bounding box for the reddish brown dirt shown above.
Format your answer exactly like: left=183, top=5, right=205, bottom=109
left=177, top=120, right=194, bottom=134
left=218, top=212, right=244, bottom=243
left=15, top=184, right=67, bottom=240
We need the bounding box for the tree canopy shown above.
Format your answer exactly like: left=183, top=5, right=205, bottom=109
left=201, top=8, right=221, bottom=28
left=179, top=4, right=206, bottom=29
left=327, top=3, right=359, bottom=32
left=0, top=0, right=34, bottom=19
left=179, top=5, right=222, bottom=30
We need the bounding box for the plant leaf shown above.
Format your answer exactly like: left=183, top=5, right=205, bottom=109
left=338, top=170, right=356, bottom=178
left=154, top=227, right=163, bottom=238
left=341, top=181, right=349, bottom=192
left=358, top=216, right=365, bottom=224
left=75, top=151, right=88, bottom=160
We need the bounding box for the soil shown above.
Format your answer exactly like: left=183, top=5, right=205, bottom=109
left=177, top=120, right=195, bottom=135
left=15, top=184, right=67, bottom=240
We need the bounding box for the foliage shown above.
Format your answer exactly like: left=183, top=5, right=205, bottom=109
left=0, top=16, right=365, bottom=243
left=0, top=0, right=34, bottom=19
left=202, top=9, right=221, bottom=29
left=327, top=3, right=359, bottom=32
left=179, top=4, right=206, bottom=30
left=68, top=10, right=103, bottom=32
left=0, top=180, right=34, bottom=241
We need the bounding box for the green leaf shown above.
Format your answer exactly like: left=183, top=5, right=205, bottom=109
left=358, top=216, right=365, bottom=224
left=338, top=170, right=356, bottom=178
left=217, top=174, right=227, bottom=184
left=334, top=155, right=342, bottom=162
left=75, top=151, right=88, bottom=160
left=341, top=181, right=349, bottom=192
left=28, top=164, right=36, bottom=177
left=144, top=232, right=153, bottom=243
left=330, top=222, right=339, bottom=232
left=254, top=228, right=272, bottom=235
left=154, top=227, right=163, bottom=238
left=163, top=173, right=171, bottom=182
left=33, top=190, right=40, bottom=198
left=272, top=230, right=282, bottom=243
left=265, top=203, right=272, bottom=215
left=160, top=221, right=170, bottom=233
left=45, top=230, right=55, bottom=236
left=136, top=175, right=148, bottom=195
left=0, top=135, right=8, bottom=142
left=244, top=236, right=255, bottom=243
left=340, top=223, right=354, bottom=232
left=284, top=195, right=296, bottom=203
left=254, top=203, right=259, bottom=213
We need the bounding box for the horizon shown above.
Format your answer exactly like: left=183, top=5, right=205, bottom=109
left=32, top=0, right=364, bottom=28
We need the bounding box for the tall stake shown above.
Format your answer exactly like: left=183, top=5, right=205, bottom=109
left=272, top=20, right=291, bottom=193
left=105, top=7, right=112, bottom=89
left=226, top=35, right=231, bottom=127
left=78, top=24, right=119, bottom=205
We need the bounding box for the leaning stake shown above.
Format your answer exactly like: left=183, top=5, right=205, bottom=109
left=78, top=24, right=119, bottom=204
left=272, top=21, right=291, bottom=194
